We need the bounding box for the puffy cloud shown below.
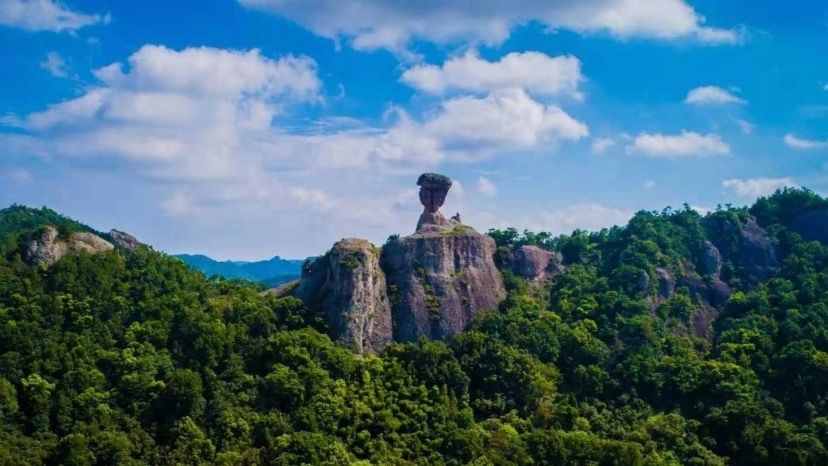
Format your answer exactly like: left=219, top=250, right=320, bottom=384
left=722, top=177, right=798, bottom=198
left=238, top=0, right=740, bottom=52
left=684, top=85, right=746, bottom=105
left=423, top=88, right=589, bottom=159
left=643, top=179, right=656, bottom=190
left=0, top=0, right=106, bottom=32
left=591, top=137, right=615, bottom=154
left=40, top=52, right=68, bottom=77
left=12, top=45, right=323, bottom=177
left=784, top=133, right=828, bottom=150
left=477, top=177, right=497, bottom=196
left=3, top=44, right=590, bottom=257
left=626, top=131, right=730, bottom=158
left=401, top=50, right=583, bottom=97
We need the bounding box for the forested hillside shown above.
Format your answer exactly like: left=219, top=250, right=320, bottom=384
left=2, top=189, right=828, bottom=465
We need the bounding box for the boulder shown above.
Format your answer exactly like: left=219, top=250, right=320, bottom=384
left=509, top=245, right=563, bottom=282
left=416, top=173, right=458, bottom=232
left=107, top=229, right=143, bottom=251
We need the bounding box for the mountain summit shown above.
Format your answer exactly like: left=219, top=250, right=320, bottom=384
left=278, top=173, right=506, bottom=354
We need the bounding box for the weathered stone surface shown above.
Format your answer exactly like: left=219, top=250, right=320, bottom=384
left=509, top=245, right=564, bottom=282
left=737, top=218, right=780, bottom=287
left=382, top=225, right=506, bottom=344
left=25, top=226, right=114, bottom=266
left=655, top=268, right=675, bottom=299
left=637, top=270, right=650, bottom=293
left=700, top=241, right=723, bottom=277
left=417, top=173, right=456, bottom=231
left=701, top=216, right=779, bottom=289
left=107, top=229, right=143, bottom=251
left=293, top=238, right=392, bottom=355
left=279, top=172, right=505, bottom=353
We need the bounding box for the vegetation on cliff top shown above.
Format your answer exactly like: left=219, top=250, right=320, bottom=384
left=1, top=188, right=828, bottom=464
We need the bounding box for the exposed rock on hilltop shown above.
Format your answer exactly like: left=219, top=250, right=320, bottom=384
left=382, top=225, right=506, bottom=343
left=507, top=245, right=564, bottom=282
left=294, top=238, right=392, bottom=355
left=282, top=172, right=506, bottom=353
left=702, top=215, right=779, bottom=288
left=25, top=226, right=114, bottom=266
left=416, top=172, right=458, bottom=231
left=106, top=229, right=143, bottom=251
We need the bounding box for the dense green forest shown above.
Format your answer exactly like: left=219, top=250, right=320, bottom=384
left=1, top=189, right=828, bottom=465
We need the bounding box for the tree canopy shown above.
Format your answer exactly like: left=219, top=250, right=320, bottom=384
left=1, top=188, right=828, bottom=465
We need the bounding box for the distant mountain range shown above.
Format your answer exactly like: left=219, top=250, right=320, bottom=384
left=174, top=254, right=308, bottom=287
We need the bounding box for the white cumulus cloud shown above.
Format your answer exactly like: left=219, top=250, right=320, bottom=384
left=684, top=85, right=746, bottom=105
left=423, top=88, right=589, bottom=159
left=626, top=131, right=730, bottom=158
left=722, top=178, right=798, bottom=198
left=0, top=0, right=106, bottom=32
left=238, top=0, right=741, bottom=52
left=401, top=50, right=583, bottom=98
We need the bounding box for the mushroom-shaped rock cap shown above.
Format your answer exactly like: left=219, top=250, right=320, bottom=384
left=417, top=173, right=453, bottom=216
left=417, top=173, right=453, bottom=189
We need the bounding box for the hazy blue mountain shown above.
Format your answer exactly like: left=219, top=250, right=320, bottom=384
left=174, top=253, right=307, bottom=285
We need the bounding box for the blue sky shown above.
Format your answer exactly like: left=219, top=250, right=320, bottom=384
left=2, top=0, right=828, bottom=260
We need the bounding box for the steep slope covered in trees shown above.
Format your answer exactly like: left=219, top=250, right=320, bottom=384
left=1, top=189, right=828, bottom=465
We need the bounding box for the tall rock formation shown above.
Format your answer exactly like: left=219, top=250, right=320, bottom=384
left=293, top=238, right=393, bottom=355
left=382, top=226, right=506, bottom=343
left=381, top=173, right=506, bottom=343
left=282, top=173, right=506, bottom=353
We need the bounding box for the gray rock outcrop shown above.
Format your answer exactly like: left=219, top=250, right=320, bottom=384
left=655, top=268, right=675, bottom=299
left=293, top=238, right=393, bottom=355
left=508, top=245, right=564, bottom=282
left=702, top=216, right=779, bottom=288
left=25, top=226, right=114, bottom=266
left=107, top=229, right=143, bottom=251
left=280, top=172, right=507, bottom=353
left=382, top=224, right=505, bottom=343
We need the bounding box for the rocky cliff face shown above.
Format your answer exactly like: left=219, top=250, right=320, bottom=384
left=382, top=225, right=506, bottom=343
left=281, top=173, right=506, bottom=353
left=25, top=226, right=114, bottom=266
left=293, top=238, right=393, bottom=355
